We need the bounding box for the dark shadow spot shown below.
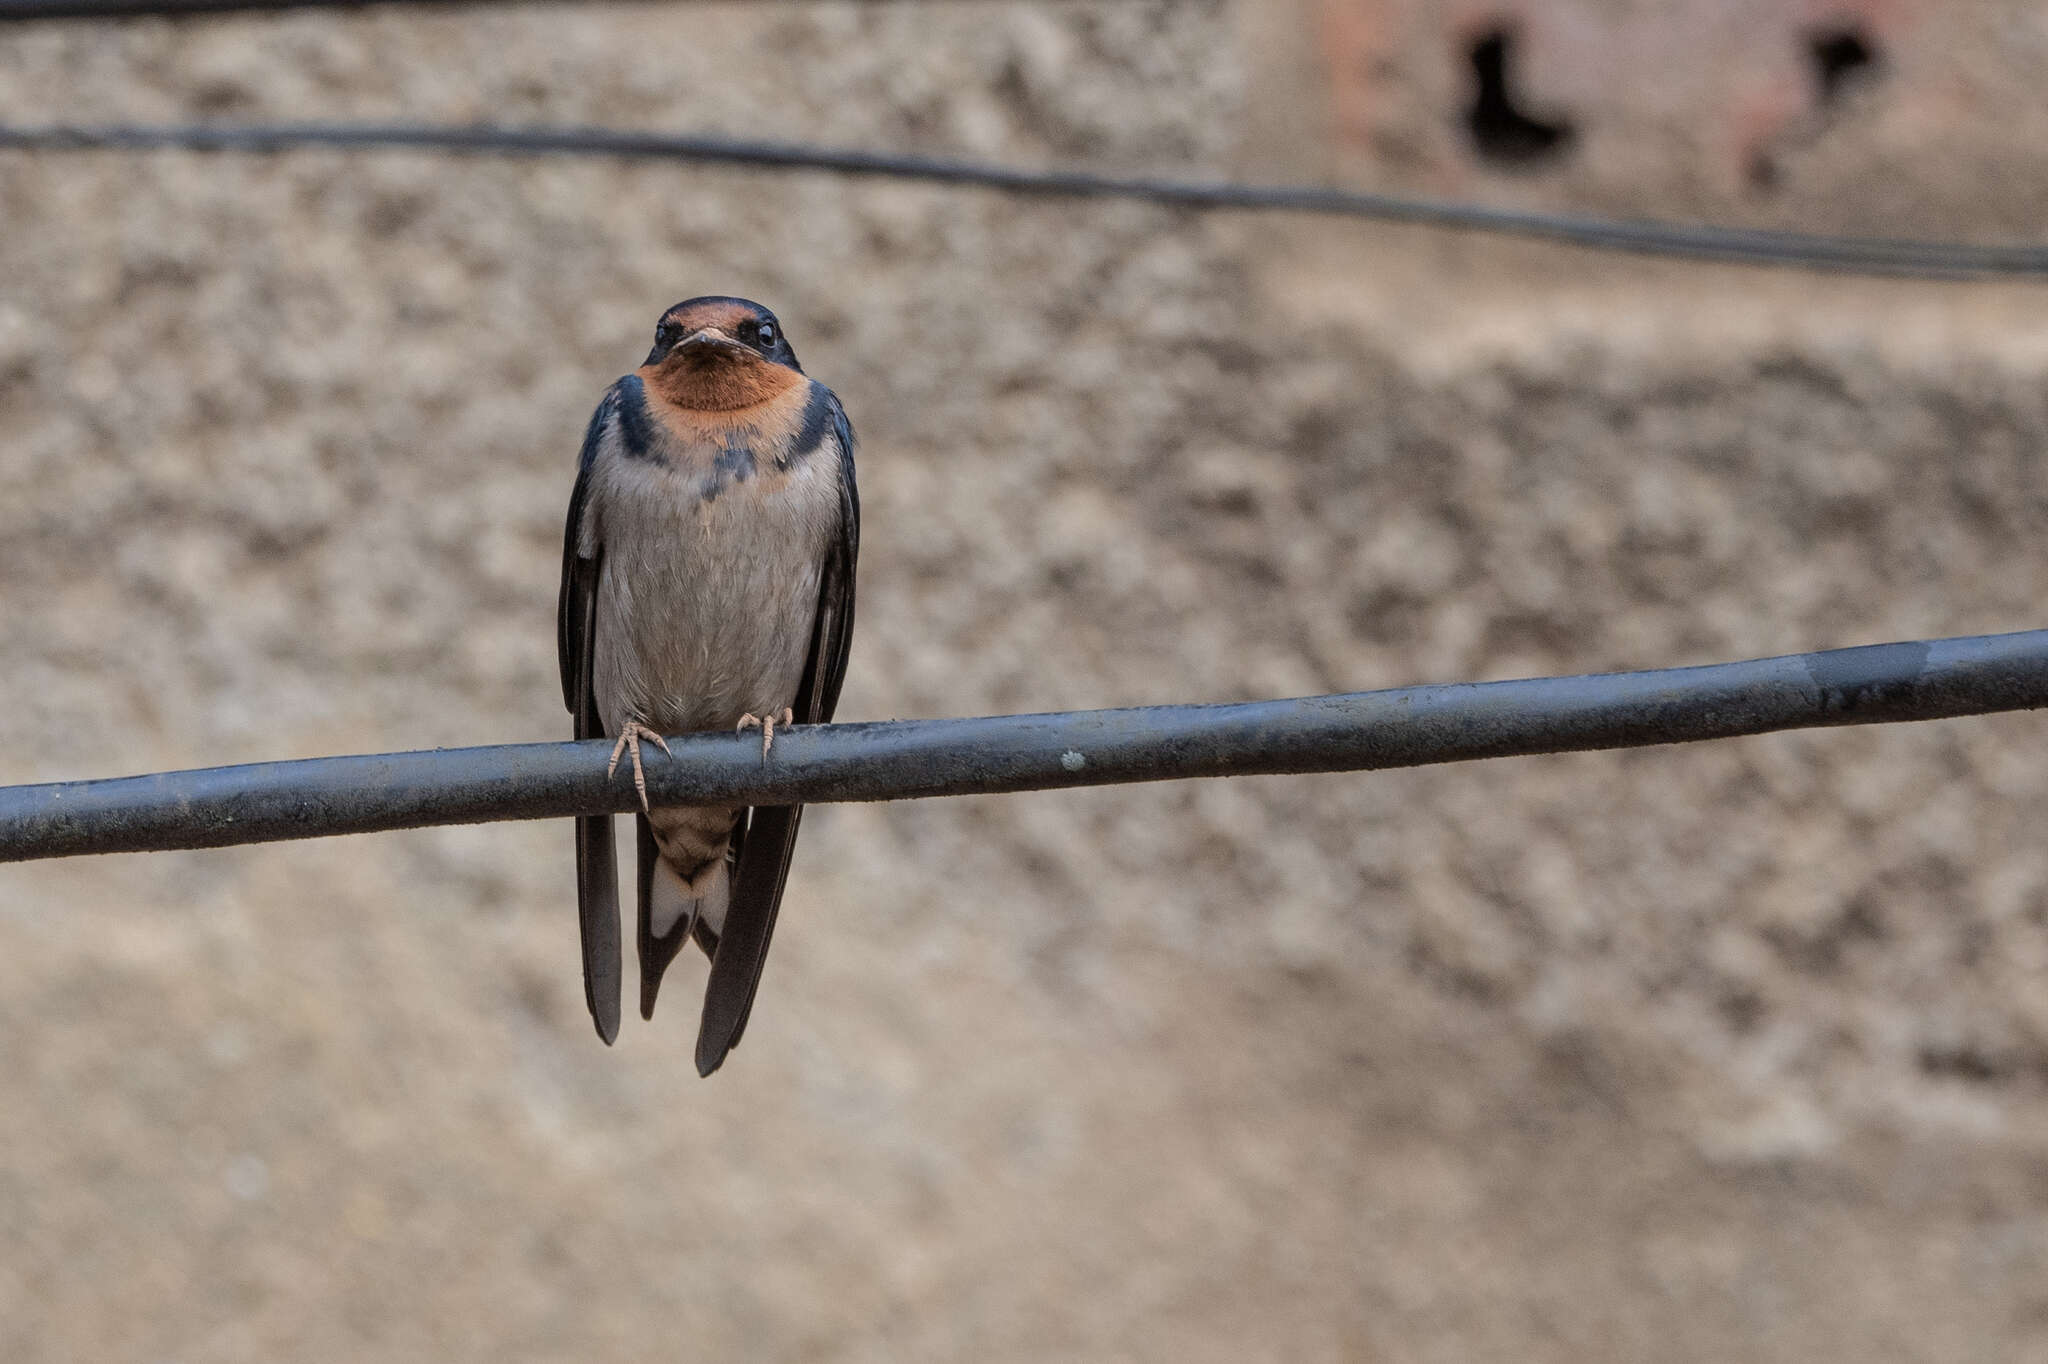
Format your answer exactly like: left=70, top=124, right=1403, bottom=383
left=511, top=966, right=563, bottom=1024
left=1347, top=586, right=1426, bottom=647
left=1917, top=1043, right=2015, bottom=1085
left=1809, top=26, right=1881, bottom=104
left=1765, top=892, right=1887, bottom=975
left=1752, top=27, right=1883, bottom=190
left=1187, top=484, right=1259, bottom=518
left=1718, top=986, right=1765, bottom=1035
left=1464, top=27, right=1575, bottom=167
left=1043, top=560, right=1085, bottom=592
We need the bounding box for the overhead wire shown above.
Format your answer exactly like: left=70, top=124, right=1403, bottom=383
left=0, top=0, right=995, bottom=18
left=3, top=120, right=2046, bottom=278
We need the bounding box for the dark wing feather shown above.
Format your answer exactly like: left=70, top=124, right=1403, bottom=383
left=559, top=385, right=625, bottom=1044
left=695, top=393, right=859, bottom=1076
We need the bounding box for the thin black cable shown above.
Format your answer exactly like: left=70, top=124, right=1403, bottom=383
left=2, top=0, right=496, bottom=14
left=2, top=629, right=2044, bottom=862
left=2, top=120, right=2045, bottom=277
left=0, top=0, right=1002, bottom=16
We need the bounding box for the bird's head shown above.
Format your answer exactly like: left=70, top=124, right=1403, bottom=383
left=641, top=296, right=805, bottom=412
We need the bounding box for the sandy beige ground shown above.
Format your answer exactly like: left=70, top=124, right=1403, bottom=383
left=5, top=3, right=2048, bottom=1360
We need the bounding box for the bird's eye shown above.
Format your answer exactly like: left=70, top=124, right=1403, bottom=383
left=756, top=322, right=778, bottom=350
left=656, top=323, right=677, bottom=347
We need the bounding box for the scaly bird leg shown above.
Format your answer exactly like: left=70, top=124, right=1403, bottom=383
left=605, top=721, right=672, bottom=812
left=736, top=708, right=797, bottom=764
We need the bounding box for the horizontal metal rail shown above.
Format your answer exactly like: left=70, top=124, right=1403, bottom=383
left=2, top=629, right=2044, bottom=863
left=5, top=120, right=2047, bottom=277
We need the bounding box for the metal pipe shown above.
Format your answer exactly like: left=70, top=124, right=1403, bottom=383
left=2, top=629, right=2044, bottom=863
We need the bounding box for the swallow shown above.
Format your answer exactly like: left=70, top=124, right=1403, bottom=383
left=557, top=297, right=858, bottom=1075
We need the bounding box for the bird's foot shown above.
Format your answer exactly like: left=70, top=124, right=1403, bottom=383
left=605, top=722, right=672, bottom=811
left=736, top=708, right=796, bottom=764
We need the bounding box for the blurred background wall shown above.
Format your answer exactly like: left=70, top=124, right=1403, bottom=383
left=4, top=1, right=2048, bottom=1358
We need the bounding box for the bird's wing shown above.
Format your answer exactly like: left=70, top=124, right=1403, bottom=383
left=695, top=393, right=859, bottom=1076
left=560, top=384, right=625, bottom=1044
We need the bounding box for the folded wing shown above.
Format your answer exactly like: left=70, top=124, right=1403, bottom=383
left=695, top=394, right=859, bottom=1076
left=558, top=384, right=628, bottom=1044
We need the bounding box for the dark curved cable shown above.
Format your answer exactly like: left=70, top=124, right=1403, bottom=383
left=2, top=629, right=2044, bottom=862
left=3, top=120, right=2045, bottom=277
left=2, top=0, right=486, bottom=14
left=1, top=0, right=985, bottom=17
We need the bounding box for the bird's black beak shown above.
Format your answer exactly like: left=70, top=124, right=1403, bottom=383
left=675, top=327, right=748, bottom=357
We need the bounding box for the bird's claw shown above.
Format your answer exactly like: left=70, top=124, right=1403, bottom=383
left=606, top=722, right=672, bottom=811
left=737, top=708, right=796, bottom=764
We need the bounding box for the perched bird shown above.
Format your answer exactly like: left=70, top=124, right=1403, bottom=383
left=557, top=297, right=858, bottom=1075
